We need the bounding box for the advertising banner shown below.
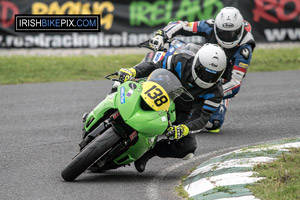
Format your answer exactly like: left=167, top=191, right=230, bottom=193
left=0, top=0, right=299, bottom=48
left=237, top=0, right=300, bottom=43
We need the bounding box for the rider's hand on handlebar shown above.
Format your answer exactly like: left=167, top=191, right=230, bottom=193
left=118, top=68, right=136, bottom=82
left=166, top=124, right=189, bottom=140
left=149, top=30, right=168, bottom=51
left=149, top=35, right=164, bottom=51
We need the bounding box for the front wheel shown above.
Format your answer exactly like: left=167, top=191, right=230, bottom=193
left=61, top=127, right=121, bottom=181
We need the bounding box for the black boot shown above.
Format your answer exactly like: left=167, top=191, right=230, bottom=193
left=134, top=149, right=155, bottom=173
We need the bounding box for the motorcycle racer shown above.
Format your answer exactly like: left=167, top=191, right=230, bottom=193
left=149, top=7, right=256, bottom=132
left=119, top=43, right=227, bottom=172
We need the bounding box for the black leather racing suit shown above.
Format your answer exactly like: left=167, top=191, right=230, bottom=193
left=133, top=52, right=223, bottom=158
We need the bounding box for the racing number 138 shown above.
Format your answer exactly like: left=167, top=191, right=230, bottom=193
left=144, top=85, right=168, bottom=107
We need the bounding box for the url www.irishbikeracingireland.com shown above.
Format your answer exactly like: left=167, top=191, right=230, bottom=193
left=15, top=15, right=100, bottom=32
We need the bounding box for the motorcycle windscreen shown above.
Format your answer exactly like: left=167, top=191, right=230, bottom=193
left=145, top=68, right=193, bottom=103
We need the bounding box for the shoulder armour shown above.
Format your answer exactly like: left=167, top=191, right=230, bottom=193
left=240, top=32, right=256, bottom=50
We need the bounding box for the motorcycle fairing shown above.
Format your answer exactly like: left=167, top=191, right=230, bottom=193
left=84, top=92, right=117, bottom=132
left=116, top=81, right=169, bottom=136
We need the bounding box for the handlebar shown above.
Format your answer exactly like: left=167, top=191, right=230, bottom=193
left=104, top=72, right=119, bottom=82
left=104, top=72, right=136, bottom=83
left=138, top=38, right=174, bottom=51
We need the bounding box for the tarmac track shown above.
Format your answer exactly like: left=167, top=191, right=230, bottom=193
left=0, top=70, right=299, bottom=200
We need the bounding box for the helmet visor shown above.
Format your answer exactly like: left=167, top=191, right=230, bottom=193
left=216, top=26, right=242, bottom=42
left=194, top=59, right=223, bottom=83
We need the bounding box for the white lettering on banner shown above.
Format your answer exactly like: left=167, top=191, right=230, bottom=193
left=62, top=35, right=72, bottom=47
left=87, top=34, right=97, bottom=48
left=52, top=35, right=61, bottom=47
left=265, top=28, right=300, bottom=42
left=287, top=29, right=300, bottom=40
left=112, top=34, right=121, bottom=47
left=1, top=33, right=203, bottom=48
left=14, top=37, right=23, bottom=47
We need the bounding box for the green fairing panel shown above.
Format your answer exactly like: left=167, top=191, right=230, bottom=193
left=115, top=81, right=142, bottom=121
left=85, top=82, right=176, bottom=134
left=114, top=134, right=157, bottom=165
left=84, top=92, right=117, bottom=132
left=126, top=111, right=168, bottom=136
left=116, top=81, right=169, bottom=136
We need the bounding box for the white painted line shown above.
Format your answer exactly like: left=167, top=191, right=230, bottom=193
left=225, top=142, right=300, bottom=156
left=189, top=157, right=275, bottom=177
left=211, top=172, right=263, bottom=186
left=145, top=139, right=300, bottom=200
left=215, top=195, right=260, bottom=200
left=184, top=175, right=215, bottom=197
left=146, top=147, right=239, bottom=200
left=185, top=172, right=263, bottom=197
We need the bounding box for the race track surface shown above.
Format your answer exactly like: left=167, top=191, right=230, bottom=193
left=1, top=71, right=299, bottom=200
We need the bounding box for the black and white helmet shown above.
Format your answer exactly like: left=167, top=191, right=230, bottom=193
left=214, top=7, right=244, bottom=49
left=191, top=43, right=227, bottom=89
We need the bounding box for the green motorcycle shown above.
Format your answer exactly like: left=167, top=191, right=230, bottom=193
left=61, top=69, right=192, bottom=181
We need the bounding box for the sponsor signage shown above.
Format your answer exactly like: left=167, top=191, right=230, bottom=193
left=239, top=0, right=300, bottom=42
left=0, top=0, right=299, bottom=48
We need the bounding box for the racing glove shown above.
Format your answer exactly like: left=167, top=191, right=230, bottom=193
left=166, top=124, right=189, bottom=140
left=149, top=30, right=168, bottom=51
left=118, top=68, right=136, bottom=82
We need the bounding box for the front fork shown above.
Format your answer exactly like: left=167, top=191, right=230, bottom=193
left=79, top=118, right=112, bottom=150
left=80, top=110, right=138, bottom=150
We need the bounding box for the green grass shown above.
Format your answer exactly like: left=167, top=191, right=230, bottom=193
left=175, top=168, right=196, bottom=200
left=0, top=48, right=300, bottom=85
left=0, top=54, right=144, bottom=85
left=175, top=184, right=191, bottom=200
left=249, top=48, right=300, bottom=72
left=248, top=148, right=300, bottom=200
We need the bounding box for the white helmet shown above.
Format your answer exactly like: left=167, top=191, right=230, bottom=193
left=191, top=43, right=227, bottom=89
left=214, top=7, right=244, bottom=49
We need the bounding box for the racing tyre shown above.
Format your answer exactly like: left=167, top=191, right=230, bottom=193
left=61, top=127, right=121, bottom=181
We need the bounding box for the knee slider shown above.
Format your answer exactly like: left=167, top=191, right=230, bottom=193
left=206, top=104, right=227, bottom=130
left=210, top=120, right=221, bottom=129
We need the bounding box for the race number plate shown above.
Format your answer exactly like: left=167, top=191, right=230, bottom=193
left=141, top=81, right=170, bottom=112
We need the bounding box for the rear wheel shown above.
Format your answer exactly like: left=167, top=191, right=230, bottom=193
left=61, top=127, right=121, bottom=181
